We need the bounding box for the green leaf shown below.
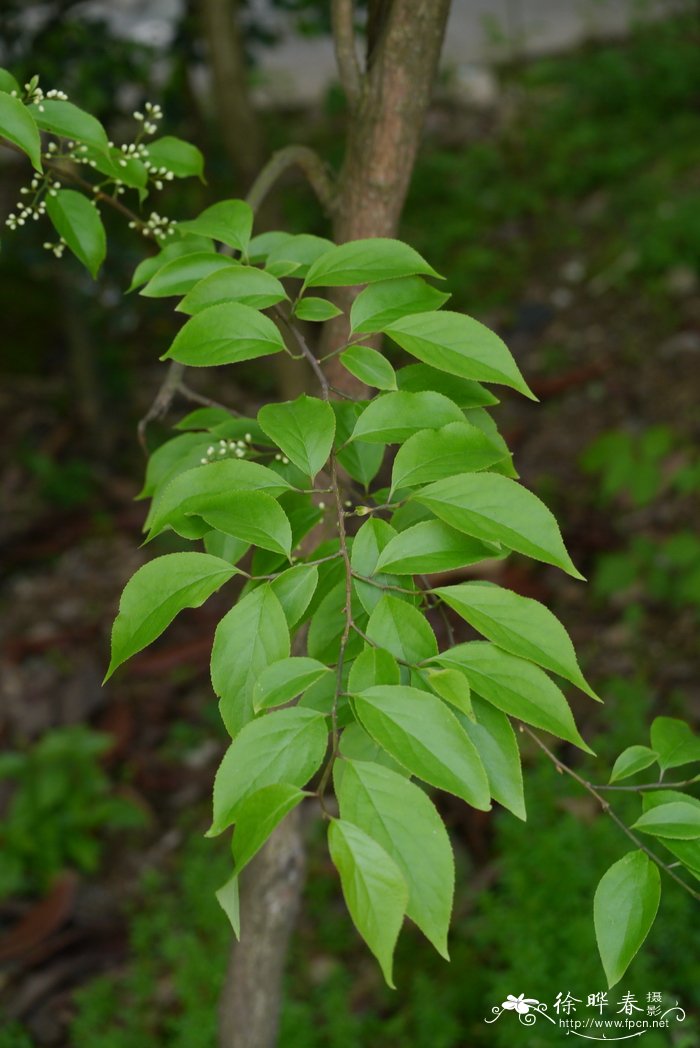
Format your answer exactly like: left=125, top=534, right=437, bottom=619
left=0, top=92, right=42, bottom=171
left=391, top=421, right=506, bottom=493
left=232, top=784, right=307, bottom=871
left=437, top=642, right=592, bottom=753
left=253, top=657, right=331, bottom=710
left=178, top=200, right=253, bottom=253
left=340, top=345, right=397, bottom=390
left=34, top=100, right=109, bottom=154
left=293, top=296, right=342, bottom=322
left=211, top=707, right=326, bottom=831
left=350, top=276, right=449, bottom=333
left=424, top=667, right=473, bottom=719
left=178, top=265, right=287, bottom=314
left=594, top=852, right=660, bottom=987
left=145, top=135, right=204, bottom=179
left=353, top=685, right=491, bottom=810
left=335, top=759, right=454, bottom=958
left=204, top=530, right=249, bottom=567
left=216, top=873, right=240, bottom=938
left=192, top=489, right=293, bottom=558
left=106, top=553, right=236, bottom=679
left=434, top=581, right=598, bottom=699
left=176, top=407, right=233, bottom=431
left=610, top=746, right=658, bottom=784
left=258, top=395, right=335, bottom=479
left=350, top=391, right=463, bottom=444
left=339, top=723, right=407, bottom=775
left=138, top=431, right=211, bottom=500
left=385, top=311, right=535, bottom=400
left=333, top=402, right=384, bottom=487
left=650, top=717, right=700, bottom=772
left=376, top=521, right=501, bottom=575
left=632, top=802, right=700, bottom=840
left=265, top=234, right=334, bottom=278
left=307, top=581, right=365, bottom=665
left=397, top=363, right=499, bottom=408
left=141, top=253, right=238, bottom=298
left=350, top=518, right=402, bottom=614
left=414, top=473, right=584, bottom=580
left=366, top=595, right=437, bottom=664
left=128, top=234, right=214, bottom=292
left=328, top=818, right=408, bottom=986
left=162, top=302, right=285, bottom=366
left=46, top=189, right=106, bottom=278
left=305, top=238, right=440, bottom=288
left=144, top=136, right=203, bottom=179
left=458, top=696, right=525, bottom=820
left=248, top=231, right=293, bottom=264
left=211, top=585, right=290, bottom=735
left=270, top=564, right=319, bottom=627
left=147, top=459, right=290, bottom=539
left=348, top=646, right=400, bottom=693
left=641, top=792, right=700, bottom=876
left=0, top=68, right=21, bottom=95
left=463, top=408, right=517, bottom=476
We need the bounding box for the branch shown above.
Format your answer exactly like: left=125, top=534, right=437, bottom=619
left=137, top=361, right=186, bottom=451
left=522, top=725, right=700, bottom=902
left=245, top=145, right=336, bottom=216
left=592, top=776, right=700, bottom=793
left=331, top=0, right=363, bottom=107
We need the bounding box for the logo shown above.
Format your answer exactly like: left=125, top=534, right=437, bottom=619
left=484, top=990, right=688, bottom=1041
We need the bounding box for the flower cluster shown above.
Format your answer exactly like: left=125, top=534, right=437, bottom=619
left=128, top=211, right=177, bottom=241
left=42, top=238, right=67, bottom=259
left=4, top=176, right=50, bottom=229
left=200, top=436, right=254, bottom=465
left=133, top=101, right=162, bottom=136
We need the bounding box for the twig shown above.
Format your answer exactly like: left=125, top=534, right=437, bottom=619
left=351, top=570, right=431, bottom=599
left=137, top=361, right=186, bottom=451
left=521, top=725, right=700, bottom=902
left=245, top=145, right=336, bottom=216
left=331, top=0, right=363, bottom=107
left=592, top=777, right=700, bottom=793
left=177, top=384, right=230, bottom=411
left=285, top=315, right=354, bottom=803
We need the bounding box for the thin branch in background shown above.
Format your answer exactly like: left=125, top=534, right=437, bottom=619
left=137, top=361, right=185, bottom=451
left=522, top=725, right=700, bottom=902
left=331, top=0, right=363, bottom=107
left=245, top=146, right=336, bottom=216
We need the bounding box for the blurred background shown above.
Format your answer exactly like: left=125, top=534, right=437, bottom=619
left=1, top=1, right=699, bottom=1045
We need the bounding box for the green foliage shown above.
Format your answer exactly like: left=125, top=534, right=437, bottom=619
left=594, top=852, right=661, bottom=988
left=402, top=14, right=700, bottom=307
left=582, top=427, right=700, bottom=621
left=0, top=726, right=144, bottom=900
left=3, top=67, right=697, bottom=996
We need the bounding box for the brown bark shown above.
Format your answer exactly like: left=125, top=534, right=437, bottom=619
left=218, top=806, right=307, bottom=1048
left=324, top=0, right=451, bottom=388
left=336, top=0, right=451, bottom=241
left=200, top=0, right=264, bottom=187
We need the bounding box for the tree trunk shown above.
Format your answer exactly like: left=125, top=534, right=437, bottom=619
left=200, top=0, right=264, bottom=188
left=324, top=0, right=451, bottom=387
left=336, top=0, right=451, bottom=242
left=218, top=4, right=451, bottom=1045
left=218, top=807, right=307, bottom=1048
